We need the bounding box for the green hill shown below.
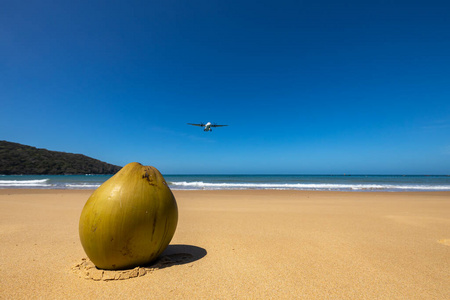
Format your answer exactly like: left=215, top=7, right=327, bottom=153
left=0, top=141, right=122, bottom=175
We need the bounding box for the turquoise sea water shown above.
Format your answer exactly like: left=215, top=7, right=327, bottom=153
left=1, top=174, right=449, bottom=192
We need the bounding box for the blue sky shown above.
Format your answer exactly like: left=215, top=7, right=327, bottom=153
left=1, top=0, right=449, bottom=174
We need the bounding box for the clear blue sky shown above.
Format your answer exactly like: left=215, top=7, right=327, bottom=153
left=1, top=0, right=449, bottom=174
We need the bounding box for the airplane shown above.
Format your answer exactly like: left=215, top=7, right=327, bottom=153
left=187, top=122, right=228, bottom=132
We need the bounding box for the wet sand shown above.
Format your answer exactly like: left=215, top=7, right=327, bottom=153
left=0, top=189, right=449, bottom=299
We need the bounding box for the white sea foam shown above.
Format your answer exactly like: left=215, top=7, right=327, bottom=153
left=0, top=179, right=50, bottom=187
left=65, top=183, right=101, bottom=189
left=169, top=181, right=450, bottom=191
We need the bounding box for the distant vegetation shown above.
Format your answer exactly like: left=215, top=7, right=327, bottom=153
left=0, top=141, right=122, bottom=175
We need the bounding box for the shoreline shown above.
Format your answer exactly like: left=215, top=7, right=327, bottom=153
left=2, top=174, right=449, bottom=192
left=2, top=188, right=450, bottom=194
left=1, top=189, right=449, bottom=299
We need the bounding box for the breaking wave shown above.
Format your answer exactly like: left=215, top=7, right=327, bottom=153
left=0, top=179, right=51, bottom=187
left=169, top=181, right=450, bottom=191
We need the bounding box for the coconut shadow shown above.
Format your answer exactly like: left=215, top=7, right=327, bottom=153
left=145, top=244, right=207, bottom=269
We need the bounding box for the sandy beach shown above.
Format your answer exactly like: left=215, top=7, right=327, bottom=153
left=0, top=189, right=449, bottom=299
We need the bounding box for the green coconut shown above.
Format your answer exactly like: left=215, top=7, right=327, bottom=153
left=79, top=162, right=178, bottom=270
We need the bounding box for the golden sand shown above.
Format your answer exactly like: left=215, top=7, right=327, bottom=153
left=0, top=189, right=449, bottom=299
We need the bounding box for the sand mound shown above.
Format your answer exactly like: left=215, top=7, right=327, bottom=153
left=72, top=253, right=193, bottom=281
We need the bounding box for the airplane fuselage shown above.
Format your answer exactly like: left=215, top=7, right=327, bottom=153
left=203, top=122, right=212, bottom=131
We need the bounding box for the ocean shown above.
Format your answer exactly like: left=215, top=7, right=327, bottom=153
left=1, top=174, right=449, bottom=192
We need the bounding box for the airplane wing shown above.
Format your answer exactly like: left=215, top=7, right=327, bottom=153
left=210, top=124, right=228, bottom=127
left=187, top=123, right=205, bottom=127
